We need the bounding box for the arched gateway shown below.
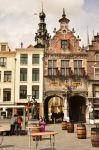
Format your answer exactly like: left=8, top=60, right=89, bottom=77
left=44, top=93, right=86, bottom=123
left=69, top=95, right=86, bottom=122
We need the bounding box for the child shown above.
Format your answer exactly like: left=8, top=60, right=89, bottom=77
left=39, top=116, right=46, bottom=132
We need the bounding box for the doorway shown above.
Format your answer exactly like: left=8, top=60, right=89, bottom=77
left=44, top=95, right=64, bottom=122
left=69, top=95, right=86, bottom=123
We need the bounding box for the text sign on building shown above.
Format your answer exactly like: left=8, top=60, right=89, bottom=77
left=65, top=82, right=82, bottom=87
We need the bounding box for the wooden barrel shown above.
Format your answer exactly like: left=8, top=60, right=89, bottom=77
left=77, top=123, right=86, bottom=139
left=67, top=122, right=74, bottom=133
left=32, top=126, right=40, bottom=141
left=61, top=121, right=67, bottom=130
left=91, top=127, right=99, bottom=147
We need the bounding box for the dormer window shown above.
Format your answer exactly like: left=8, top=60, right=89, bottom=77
left=61, top=40, right=69, bottom=49
left=1, top=44, right=6, bottom=51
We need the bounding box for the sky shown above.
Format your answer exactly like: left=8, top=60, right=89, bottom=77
left=0, top=0, right=99, bottom=50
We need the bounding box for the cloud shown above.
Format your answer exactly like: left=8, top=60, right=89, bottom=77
left=83, top=0, right=99, bottom=13
left=0, top=0, right=98, bottom=49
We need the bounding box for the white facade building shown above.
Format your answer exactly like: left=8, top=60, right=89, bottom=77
left=0, top=43, right=44, bottom=116
left=15, top=47, right=44, bottom=104
left=0, top=42, right=16, bottom=106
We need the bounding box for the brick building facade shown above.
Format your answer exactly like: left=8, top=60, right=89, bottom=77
left=43, top=9, right=89, bottom=123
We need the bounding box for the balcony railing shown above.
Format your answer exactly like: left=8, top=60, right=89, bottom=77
left=60, top=68, right=72, bottom=77
left=48, top=68, right=59, bottom=77
left=73, top=68, right=87, bottom=79
left=46, top=67, right=73, bottom=78
left=45, top=67, right=87, bottom=79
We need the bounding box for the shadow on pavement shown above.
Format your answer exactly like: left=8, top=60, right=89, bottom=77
left=0, top=144, right=14, bottom=148
left=40, top=148, right=56, bottom=150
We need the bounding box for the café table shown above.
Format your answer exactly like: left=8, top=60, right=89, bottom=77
left=31, top=131, right=58, bottom=150
left=26, top=125, right=41, bottom=150
left=0, top=128, right=6, bottom=145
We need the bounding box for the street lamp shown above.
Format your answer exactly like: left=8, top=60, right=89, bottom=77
left=63, top=85, right=72, bottom=121
left=31, top=95, right=38, bottom=120
left=27, top=95, right=31, bottom=120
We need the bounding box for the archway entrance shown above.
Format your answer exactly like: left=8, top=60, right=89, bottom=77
left=44, top=95, right=64, bottom=122
left=69, top=95, right=86, bottom=123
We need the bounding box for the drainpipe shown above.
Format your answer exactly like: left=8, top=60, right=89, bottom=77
left=13, top=58, right=17, bottom=115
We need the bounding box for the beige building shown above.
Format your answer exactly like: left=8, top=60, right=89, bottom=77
left=0, top=42, right=44, bottom=117
left=15, top=46, right=44, bottom=116
left=0, top=42, right=16, bottom=107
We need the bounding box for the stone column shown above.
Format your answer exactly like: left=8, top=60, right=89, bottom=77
left=86, top=99, right=94, bottom=124
left=64, top=94, right=68, bottom=121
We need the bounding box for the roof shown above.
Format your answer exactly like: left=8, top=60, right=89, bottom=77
left=27, top=44, right=34, bottom=48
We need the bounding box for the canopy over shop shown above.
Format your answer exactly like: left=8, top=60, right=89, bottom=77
left=0, top=105, right=26, bottom=129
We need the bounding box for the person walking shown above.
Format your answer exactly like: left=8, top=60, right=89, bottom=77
left=10, top=114, right=17, bottom=135
left=17, top=116, right=23, bottom=135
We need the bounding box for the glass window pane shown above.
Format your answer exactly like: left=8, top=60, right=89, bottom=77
left=32, top=86, right=39, bottom=99
left=48, top=60, right=52, bottom=68
left=20, top=54, right=28, bottom=64
left=20, top=68, right=27, bottom=81
left=20, top=85, right=27, bottom=99
left=32, top=54, right=39, bottom=64
left=3, top=88, right=11, bottom=101
left=4, top=71, right=11, bottom=82
left=61, top=40, right=69, bottom=49
left=61, top=60, right=69, bottom=68
left=96, top=54, right=99, bottom=60
left=32, top=68, right=39, bottom=81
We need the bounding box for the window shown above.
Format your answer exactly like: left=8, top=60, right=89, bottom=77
left=48, top=60, right=57, bottom=76
left=1, top=45, right=6, bottom=51
left=20, top=68, right=27, bottom=81
left=3, top=88, right=11, bottom=101
left=95, top=68, right=99, bottom=80
left=32, top=86, right=39, bottom=99
left=96, top=54, right=99, bottom=61
left=94, top=86, right=99, bottom=97
left=20, top=54, right=28, bottom=64
left=94, top=110, right=99, bottom=119
left=32, top=68, right=39, bottom=81
left=74, top=60, right=82, bottom=76
left=32, top=54, right=39, bottom=64
left=20, top=85, right=27, bottom=99
left=0, top=89, right=1, bottom=99
left=61, top=60, right=69, bottom=76
left=4, top=71, right=11, bottom=82
left=61, top=40, right=69, bottom=49
left=0, top=57, right=7, bottom=66
left=0, top=71, right=1, bottom=82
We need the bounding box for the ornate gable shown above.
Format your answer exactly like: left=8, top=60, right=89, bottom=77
left=49, top=9, right=82, bottom=54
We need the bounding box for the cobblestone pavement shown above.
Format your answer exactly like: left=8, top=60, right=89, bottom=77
left=0, top=123, right=99, bottom=150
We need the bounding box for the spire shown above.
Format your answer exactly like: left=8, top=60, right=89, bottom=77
left=92, top=29, right=95, bottom=41
left=42, top=1, right=43, bottom=12
left=59, top=8, right=70, bottom=24
left=34, top=7, right=50, bottom=48
left=62, top=8, right=66, bottom=18
left=87, top=26, right=90, bottom=45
